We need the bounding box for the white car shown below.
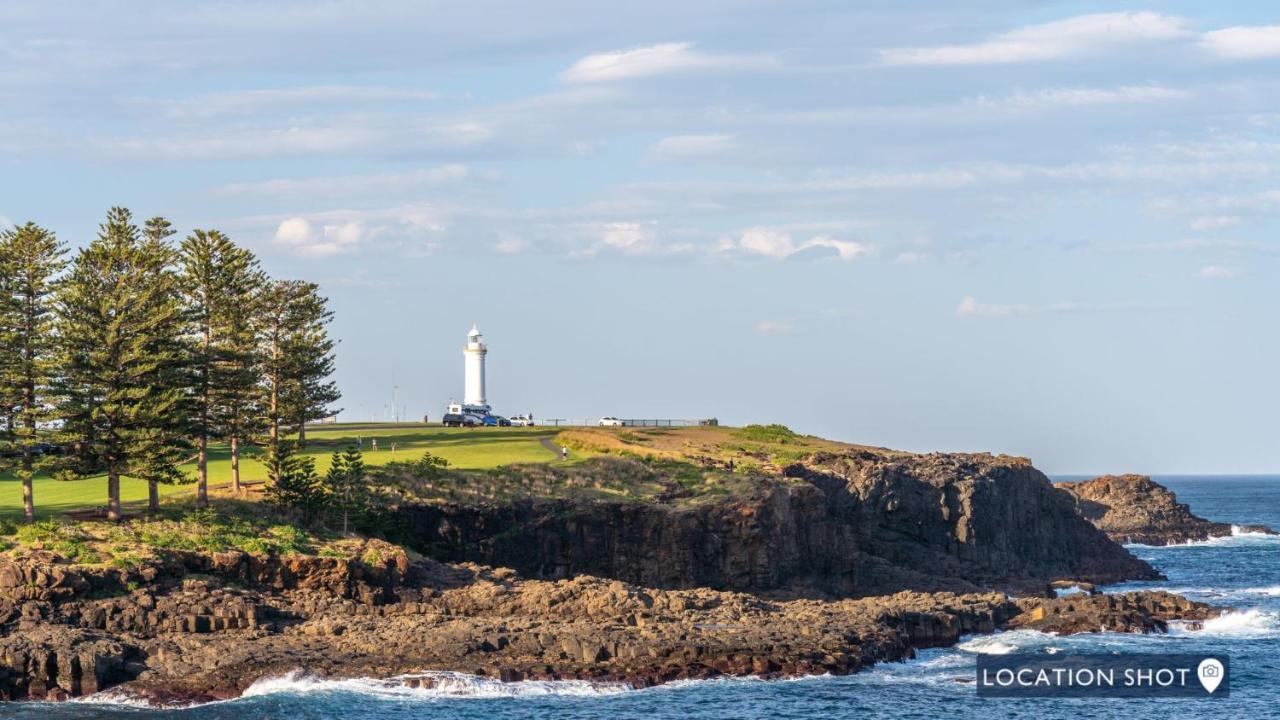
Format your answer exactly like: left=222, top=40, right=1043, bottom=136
left=598, top=416, right=625, bottom=427
left=510, top=414, right=536, bottom=427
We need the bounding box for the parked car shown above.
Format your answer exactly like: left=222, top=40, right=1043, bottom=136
left=0, top=442, right=67, bottom=458
left=482, top=415, right=512, bottom=427
left=598, top=416, right=625, bottom=427
left=442, top=413, right=480, bottom=427
left=510, top=414, right=536, bottom=426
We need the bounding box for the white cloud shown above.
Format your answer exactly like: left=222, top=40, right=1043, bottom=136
left=273, top=217, right=366, bottom=258
left=274, top=217, right=314, bottom=245
left=736, top=227, right=795, bottom=259
left=152, top=85, right=438, bottom=120
left=573, top=222, right=692, bottom=258
left=561, top=42, right=773, bottom=83
left=102, top=120, right=493, bottom=161
left=218, top=165, right=469, bottom=198
left=756, top=320, right=791, bottom=334
left=0, top=215, right=11, bottom=229
left=956, top=296, right=1030, bottom=317
left=880, top=12, right=1191, bottom=66
left=807, top=236, right=871, bottom=260
left=1201, top=25, right=1280, bottom=59
left=799, top=167, right=1010, bottom=191
left=1190, top=215, right=1240, bottom=231
left=970, top=85, right=1189, bottom=110
left=1199, top=265, right=1236, bottom=279
left=651, top=133, right=736, bottom=157
left=723, top=227, right=871, bottom=261
left=494, top=236, right=529, bottom=254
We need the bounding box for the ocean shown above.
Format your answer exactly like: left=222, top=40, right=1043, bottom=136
left=9, top=475, right=1279, bottom=720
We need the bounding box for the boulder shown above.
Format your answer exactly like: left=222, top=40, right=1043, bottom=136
left=1056, top=474, right=1276, bottom=546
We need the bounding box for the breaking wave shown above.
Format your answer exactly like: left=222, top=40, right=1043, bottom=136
left=240, top=670, right=633, bottom=700
left=1169, top=609, right=1280, bottom=639
left=1126, top=525, right=1280, bottom=550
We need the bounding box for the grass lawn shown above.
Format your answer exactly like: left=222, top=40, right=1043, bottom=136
left=0, top=423, right=573, bottom=520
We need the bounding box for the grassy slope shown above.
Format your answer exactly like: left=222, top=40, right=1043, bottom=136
left=0, top=424, right=572, bottom=519
left=0, top=423, right=890, bottom=519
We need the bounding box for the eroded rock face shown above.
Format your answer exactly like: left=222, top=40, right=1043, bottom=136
left=1055, top=474, right=1275, bottom=546
left=0, top=547, right=1214, bottom=705
left=400, top=452, right=1159, bottom=597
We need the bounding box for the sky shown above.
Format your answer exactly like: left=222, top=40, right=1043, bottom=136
left=1, top=1, right=1277, bottom=474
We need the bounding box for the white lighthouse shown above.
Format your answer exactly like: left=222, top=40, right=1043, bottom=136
left=462, top=324, right=489, bottom=410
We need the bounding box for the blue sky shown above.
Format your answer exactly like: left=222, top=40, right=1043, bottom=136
left=1, top=1, right=1277, bottom=474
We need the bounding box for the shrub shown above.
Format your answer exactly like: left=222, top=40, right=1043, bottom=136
left=735, top=424, right=799, bottom=444
left=109, top=552, right=145, bottom=571
left=267, top=525, right=306, bottom=555
left=15, top=519, right=67, bottom=544
left=236, top=537, right=273, bottom=554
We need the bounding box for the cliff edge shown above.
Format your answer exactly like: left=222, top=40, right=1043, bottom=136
left=398, top=450, right=1160, bottom=598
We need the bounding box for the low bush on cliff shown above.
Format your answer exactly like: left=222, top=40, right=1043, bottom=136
left=735, top=424, right=800, bottom=444
left=10, top=519, right=101, bottom=563
left=127, top=508, right=315, bottom=556
left=0, top=500, right=342, bottom=566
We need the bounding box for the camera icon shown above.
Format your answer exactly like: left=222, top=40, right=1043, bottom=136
left=1203, top=666, right=1220, bottom=678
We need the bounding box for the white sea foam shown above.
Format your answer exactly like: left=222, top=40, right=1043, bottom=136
left=71, top=687, right=174, bottom=708
left=955, top=630, right=1053, bottom=655
left=1169, top=609, right=1280, bottom=639
left=1126, top=526, right=1280, bottom=550
left=240, top=670, right=632, bottom=700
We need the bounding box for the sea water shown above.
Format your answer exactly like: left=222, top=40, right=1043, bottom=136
left=8, top=475, right=1279, bottom=720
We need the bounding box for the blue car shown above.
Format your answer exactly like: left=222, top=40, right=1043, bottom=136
left=482, top=415, right=512, bottom=427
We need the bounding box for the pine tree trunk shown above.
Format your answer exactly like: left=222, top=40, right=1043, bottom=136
left=198, top=324, right=211, bottom=507
left=22, top=317, right=36, bottom=524
left=269, top=361, right=279, bottom=448
left=197, top=435, right=208, bottom=506
left=21, top=476, right=34, bottom=523
left=21, top=451, right=34, bottom=524
left=298, top=422, right=307, bottom=447
left=148, top=480, right=159, bottom=514
left=107, top=471, right=121, bottom=522
left=230, top=436, right=241, bottom=493
left=268, top=337, right=280, bottom=480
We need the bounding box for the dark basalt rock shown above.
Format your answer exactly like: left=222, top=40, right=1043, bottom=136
left=0, top=541, right=1215, bottom=705
left=1009, top=590, right=1221, bottom=634
left=398, top=451, right=1160, bottom=597
left=0, top=454, right=1197, bottom=705
left=1055, top=474, right=1276, bottom=546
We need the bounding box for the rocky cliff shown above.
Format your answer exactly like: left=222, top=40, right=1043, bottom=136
left=397, top=452, right=1159, bottom=598
left=1055, top=474, right=1275, bottom=545
left=0, top=545, right=1214, bottom=704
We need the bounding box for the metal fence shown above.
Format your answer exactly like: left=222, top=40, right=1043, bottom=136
left=539, top=418, right=718, bottom=428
